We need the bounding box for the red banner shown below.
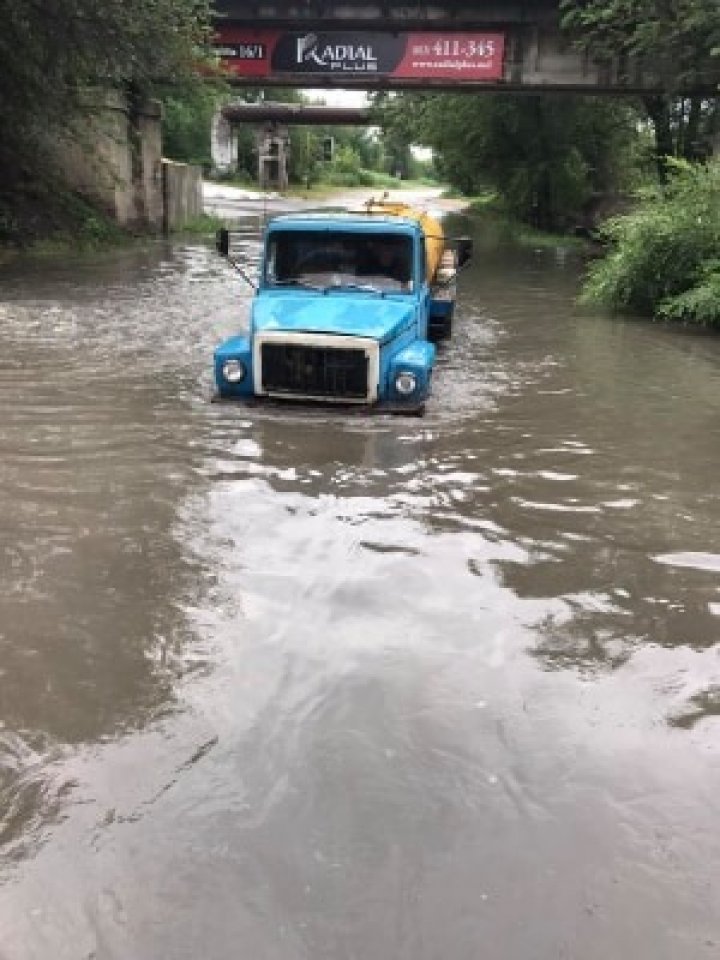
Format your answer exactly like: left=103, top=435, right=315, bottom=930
left=397, top=34, right=505, bottom=80
left=215, top=29, right=505, bottom=82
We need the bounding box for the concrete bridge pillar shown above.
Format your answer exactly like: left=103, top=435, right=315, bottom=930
left=211, top=108, right=239, bottom=176
left=257, top=123, right=290, bottom=191
left=53, top=90, right=164, bottom=230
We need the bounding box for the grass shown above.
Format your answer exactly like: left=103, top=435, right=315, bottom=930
left=459, top=193, right=590, bottom=251
left=0, top=184, right=228, bottom=261
left=215, top=174, right=442, bottom=200
left=173, top=213, right=225, bottom=235
left=0, top=188, right=129, bottom=254
left=441, top=187, right=496, bottom=203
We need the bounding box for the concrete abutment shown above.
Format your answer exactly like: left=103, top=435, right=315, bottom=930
left=54, top=90, right=202, bottom=233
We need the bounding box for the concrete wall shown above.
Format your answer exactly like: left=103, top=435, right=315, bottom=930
left=54, top=90, right=164, bottom=231
left=211, top=110, right=239, bottom=175
left=54, top=91, right=204, bottom=232
left=136, top=101, right=164, bottom=228
left=162, top=160, right=203, bottom=230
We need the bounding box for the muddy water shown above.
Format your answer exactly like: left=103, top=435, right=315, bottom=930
left=1, top=220, right=719, bottom=959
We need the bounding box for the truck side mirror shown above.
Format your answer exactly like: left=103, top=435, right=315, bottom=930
left=456, top=236, right=473, bottom=268
left=216, top=228, right=230, bottom=257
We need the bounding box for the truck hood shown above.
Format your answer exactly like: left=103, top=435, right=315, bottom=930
left=253, top=293, right=415, bottom=342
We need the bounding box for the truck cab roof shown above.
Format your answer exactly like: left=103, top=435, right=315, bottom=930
left=266, top=212, right=421, bottom=233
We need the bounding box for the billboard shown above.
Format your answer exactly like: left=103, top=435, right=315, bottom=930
left=215, top=29, right=505, bottom=82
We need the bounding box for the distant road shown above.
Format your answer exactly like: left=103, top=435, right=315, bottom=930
left=202, top=181, right=468, bottom=220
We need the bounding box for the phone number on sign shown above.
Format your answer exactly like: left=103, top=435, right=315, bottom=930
left=411, top=39, right=497, bottom=59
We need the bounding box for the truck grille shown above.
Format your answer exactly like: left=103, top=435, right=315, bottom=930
left=261, top=342, right=369, bottom=400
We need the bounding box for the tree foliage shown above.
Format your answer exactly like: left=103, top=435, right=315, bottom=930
left=581, top=160, right=720, bottom=325
left=0, top=0, right=212, bottom=185
left=560, top=0, right=720, bottom=92
left=560, top=1, right=720, bottom=170
left=209, top=89, right=398, bottom=188
left=375, top=92, right=639, bottom=230
left=162, top=90, right=215, bottom=168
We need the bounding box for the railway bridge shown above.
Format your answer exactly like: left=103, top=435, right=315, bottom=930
left=214, top=103, right=373, bottom=186
left=213, top=0, right=719, bottom=94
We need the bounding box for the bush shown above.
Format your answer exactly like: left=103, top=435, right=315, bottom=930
left=658, top=261, right=720, bottom=326
left=0, top=185, right=123, bottom=249
left=319, top=146, right=404, bottom=189
left=581, top=161, right=720, bottom=326
left=323, top=145, right=365, bottom=186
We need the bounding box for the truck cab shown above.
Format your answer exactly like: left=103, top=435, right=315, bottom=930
left=214, top=208, right=469, bottom=412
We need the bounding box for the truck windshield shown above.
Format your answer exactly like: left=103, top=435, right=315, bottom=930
left=265, top=230, right=414, bottom=293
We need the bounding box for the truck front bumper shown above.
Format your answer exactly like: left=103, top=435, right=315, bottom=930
left=215, top=333, right=435, bottom=413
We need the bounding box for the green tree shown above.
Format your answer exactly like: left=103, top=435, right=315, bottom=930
left=0, top=0, right=212, bottom=213
left=288, top=129, right=322, bottom=186
left=560, top=0, right=720, bottom=172
left=376, top=92, right=639, bottom=230
left=161, top=82, right=225, bottom=168
left=560, top=0, right=720, bottom=91
left=286, top=125, right=384, bottom=187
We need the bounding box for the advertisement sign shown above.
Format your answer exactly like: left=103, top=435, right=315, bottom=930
left=215, top=29, right=505, bottom=82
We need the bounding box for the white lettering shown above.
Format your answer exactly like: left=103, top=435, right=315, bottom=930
left=297, top=37, right=379, bottom=69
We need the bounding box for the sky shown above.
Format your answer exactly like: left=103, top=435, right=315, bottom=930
left=305, top=88, right=369, bottom=107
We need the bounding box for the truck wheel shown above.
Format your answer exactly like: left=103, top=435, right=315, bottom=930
left=429, top=316, right=452, bottom=342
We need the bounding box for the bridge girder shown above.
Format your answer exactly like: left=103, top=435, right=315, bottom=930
left=211, top=1, right=720, bottom=95
left=213, top=1, right=558, bottom=29
left=222, top=103, right=373, bottom=124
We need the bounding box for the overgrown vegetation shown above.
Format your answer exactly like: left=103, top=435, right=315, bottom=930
left=168, top=83, right=434, bottom=190
left=0, top=0, right=212, bottom=246
left=374, top=92, right=641, bottom=231
left=560, top=0, right=720, bottom=175
left=160, top=82, right=224, bottom=170
left=556, top=0, right=720, bottom=326
left=368, top=3, right=719, bottom=327
left=581, top=161, right=720, bottom=326
left=2, top=0, right=718, bottom=331
left=0, top=185, right=125, bottom=253
left=306, top=135, right=433, bottom=188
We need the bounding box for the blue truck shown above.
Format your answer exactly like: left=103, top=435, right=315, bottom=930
left=214, top=199, right=471, bottom=412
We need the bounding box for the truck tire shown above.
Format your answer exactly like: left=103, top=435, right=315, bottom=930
left=429, top=315, right=452, bottom=342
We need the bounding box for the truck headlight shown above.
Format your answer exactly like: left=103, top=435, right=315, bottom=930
left=222, top=359, right=246, bottom=383
left=394, top=371, right=417, bottom=396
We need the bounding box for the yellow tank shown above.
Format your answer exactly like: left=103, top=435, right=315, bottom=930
left=363, top=196, right=446, bottom=282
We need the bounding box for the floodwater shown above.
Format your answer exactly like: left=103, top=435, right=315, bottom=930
left=1, top=213, right=719, bottom=960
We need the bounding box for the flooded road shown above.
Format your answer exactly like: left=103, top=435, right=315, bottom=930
left=1, top=215, right=719, bottom=959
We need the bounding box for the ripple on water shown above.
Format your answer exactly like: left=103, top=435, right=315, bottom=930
left=653, top=552, right=720, bottom=574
